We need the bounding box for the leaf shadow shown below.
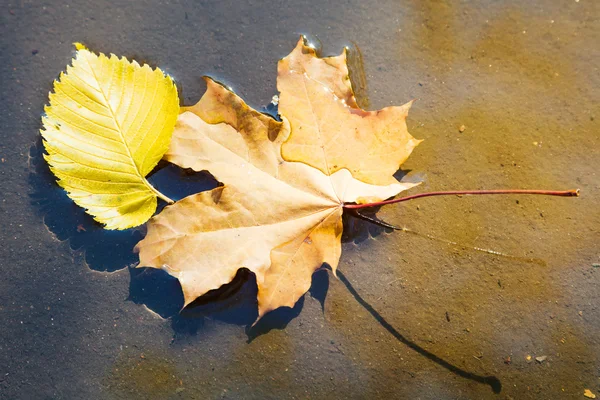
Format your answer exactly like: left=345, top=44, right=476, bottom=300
left=128, top=267, right=259, bottom=335
left=28, top=138, right=218, bottom=273
left=337, top=270, right=502, bottom=394
left=341, top=168, right=420, bottom=244
left=127, top=265, right=330, bottom=341
left=246, top=269, right=329, bottom=342
left=342, top=207, right=392, bottom=244
left=128, top=242, right=502, bottom=393
left=29, top=139, right=143, bottom=272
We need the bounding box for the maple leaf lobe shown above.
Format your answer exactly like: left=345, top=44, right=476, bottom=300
left=278, top=37, right=422, bottom=186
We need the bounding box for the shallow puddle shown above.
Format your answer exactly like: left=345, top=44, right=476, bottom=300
left=1, top=0, right=599, bottom=399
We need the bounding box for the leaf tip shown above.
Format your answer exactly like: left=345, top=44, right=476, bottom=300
left=73, top=42, right=87, bottom=51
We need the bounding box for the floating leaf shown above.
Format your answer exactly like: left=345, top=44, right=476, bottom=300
left=135, top=77, right=419, bottom=320
left=41, top=44, right=179, bottom=229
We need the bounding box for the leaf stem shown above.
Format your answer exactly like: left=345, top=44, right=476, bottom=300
left=343, top=189, right=580, bottom=210
left=155, top=190, right=175, bottom=204
left=143, top=178, right=175, bottom=204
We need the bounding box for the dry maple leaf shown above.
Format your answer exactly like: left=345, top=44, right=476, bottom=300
left=135, top=38, right=422, bottom=320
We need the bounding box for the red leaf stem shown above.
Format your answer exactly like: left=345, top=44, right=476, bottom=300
left=343, top=189, right=580, bottom=210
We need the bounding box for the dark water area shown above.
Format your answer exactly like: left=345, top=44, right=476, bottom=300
left=2, top=0, right=599, bottom=399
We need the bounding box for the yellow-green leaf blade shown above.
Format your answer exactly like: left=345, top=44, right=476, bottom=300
left=41, top=45, right=179, bottom=229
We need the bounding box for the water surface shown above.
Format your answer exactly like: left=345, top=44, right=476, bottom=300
left=1, top=0, right=599, bottom=398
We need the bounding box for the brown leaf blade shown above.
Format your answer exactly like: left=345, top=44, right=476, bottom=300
left=135, top=78, right=416, bottom=319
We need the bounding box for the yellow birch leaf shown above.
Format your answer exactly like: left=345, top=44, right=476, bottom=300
left=135, top=78, right=418, bottom=319
left=41, top=43, right=179, bottom=230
